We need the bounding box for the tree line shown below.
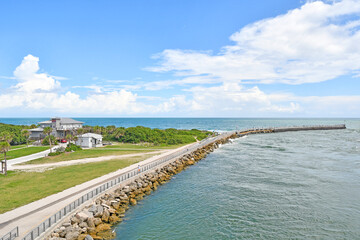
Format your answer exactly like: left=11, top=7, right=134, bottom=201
left=0, top=123, right=212, bottom=146
left=81, top=125, right=211, bottom=145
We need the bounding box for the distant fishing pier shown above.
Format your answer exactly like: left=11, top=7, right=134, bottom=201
left=0, top=124, right=346, bottom=240
left=235, top=124, right=346, bottom=136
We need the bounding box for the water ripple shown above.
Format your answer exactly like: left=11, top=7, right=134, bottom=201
left=115, top=129, right=360, bottom=239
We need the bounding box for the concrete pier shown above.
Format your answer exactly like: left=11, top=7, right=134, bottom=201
left=235, top=124, right=346, bottom=136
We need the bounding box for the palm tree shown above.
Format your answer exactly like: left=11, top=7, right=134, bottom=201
left=43, top=127, right=53, bottom=153
left=22, top=129, right=30, bottom=147
left=0, top=132, right=13, bottom=176
left=65, top=134, right=73, bottom=145
left=0, top=141, right=10, bottom=176
left=0, top=131, right=13, bottom=143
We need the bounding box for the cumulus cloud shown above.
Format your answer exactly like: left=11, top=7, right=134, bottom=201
left=0, top=55, right=153, bottom=115
left=13, top=54, right=61, bottom=92
left=1, top=51, right=360, bottom=117
left=160, top=83, right=360, bottom=117
left=2, top=0, right=360, bottom=118
left=177, top=83, right=301, bottom=115
left=148, top=0, right=360, bottom=85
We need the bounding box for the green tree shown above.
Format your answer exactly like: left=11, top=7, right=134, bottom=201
left=76, top=128, right=84, bottom=135
left=22, top=129, right=30, bottom=147
left=0, top=131, right=13, bottom=176
left=43, top=127, right=53, bottom=153
left=0, top=141, right=10, bottom=176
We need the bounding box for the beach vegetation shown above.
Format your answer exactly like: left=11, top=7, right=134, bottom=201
left=42, top=135, right=57, bottom=146
left=82, top=126, right=211, bottom=145
left=0, top=123, right=29, bottom=145
left=65, top=143, right=82, bottom=152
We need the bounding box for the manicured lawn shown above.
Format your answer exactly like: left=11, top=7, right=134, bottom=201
left=24, top=143, right=187, bottom=165
left=0, top=146, right=49, bottom=161
left=0, top=155, right=153, bottom=213
left=23, top=148, right=156, bottom=165
left=9, top=144, right=27, bottom=150
left=104, top=142, right=188, bottom=150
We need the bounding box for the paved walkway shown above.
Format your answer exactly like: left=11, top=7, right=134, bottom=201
left=6, top=145, right=63, bottom=170
left=0, top=143, right=195, bottom=239
left=10, top=150, right=168, bottom=171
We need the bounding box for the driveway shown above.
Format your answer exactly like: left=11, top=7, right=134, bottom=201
left=7, top=144, right=65, bottom=170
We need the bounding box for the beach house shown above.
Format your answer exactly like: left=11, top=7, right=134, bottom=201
left=29, top=117, right=84, bottom=140
left=75, top=133, right=103, bottom=148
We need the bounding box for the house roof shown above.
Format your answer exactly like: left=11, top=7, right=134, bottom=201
left=29, top=127, right=44, bottom=132
left=38, top=121, right=51, bottom=124
left=78, top=133, right=103, bottom=139
left=59, top=118, right=84, bottom=124
left=38, top=118, right=84, bottom=125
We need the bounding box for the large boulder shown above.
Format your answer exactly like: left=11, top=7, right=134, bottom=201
left=76, top=211, right=92, bottom=222
left=101, top=208, right=110, bottom=222
left=93, top=218, right=102, bottom=226
left=111, top=201, right=121, bottom=210
left=87, top=218, right=96, bottom=228
left=65, top=231, right=79, bottom=240
left=129, top=198, right=137, bottom=206
left=109, top=215, right=121, bottom=224
left=94, top=206, right=103, bottom=218
left=95, top=223, right=111, bottom=233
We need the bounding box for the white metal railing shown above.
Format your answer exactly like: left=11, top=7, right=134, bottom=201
left=20, top=133, right=230, bottom=240
left=0, top=227, right=18, bottom=240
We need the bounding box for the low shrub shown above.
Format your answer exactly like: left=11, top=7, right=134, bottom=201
left=56, top=146, right=65, bottom=153
left=65, top=143, right=82, bottom=152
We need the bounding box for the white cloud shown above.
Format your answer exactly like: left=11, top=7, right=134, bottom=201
left=2, top=0, right=360, bottom=118
left=154, top=82, right=360, bottom=117
left=1, top=52, right=360, bottom=117
left=72, top=85, right=103, bottom=93
left=148, top=0, right=360, bottom=85
left=180, top=83, right=301, bottom=115
left=13, top=54, right=61, bottom=92
left=0, top=55, right=155, bottom=115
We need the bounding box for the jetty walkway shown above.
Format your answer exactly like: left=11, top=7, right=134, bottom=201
left=0, top=124, right=345, bottom=240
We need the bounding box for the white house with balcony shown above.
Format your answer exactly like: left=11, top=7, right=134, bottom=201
left=75, top=133, right=103, bottom=148
left=29, top=117, right=84, bottom=140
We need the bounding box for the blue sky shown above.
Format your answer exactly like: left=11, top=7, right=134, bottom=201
left=0, top=0, right=359, bottom=117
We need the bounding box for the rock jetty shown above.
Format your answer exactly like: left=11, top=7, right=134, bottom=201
left=45, top=134, right=236, bottom=240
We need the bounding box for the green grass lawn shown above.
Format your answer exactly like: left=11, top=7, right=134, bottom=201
left=23, top=143, right=186, bottom=165
left=0, top=155, right=153, bottom=213
left=9, top=144, right=27, bottom=150
left=1, top=146, right=49, bottom=161
left=104, top=142, right=188, bottom=150
left=23, top=148, right=155, bottom=165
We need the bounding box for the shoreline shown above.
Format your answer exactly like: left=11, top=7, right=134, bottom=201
left=44, top=124, right=347, bottom=240
left=0, top=142, right=197, bottom=239
left=1, top=124, right=346, bottom=240
left=45, top=133, right=234, bottom=240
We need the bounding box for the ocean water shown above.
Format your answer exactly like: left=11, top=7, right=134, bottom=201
left=1, top=118, right=359, bottom=239
left=0, top=118, right=355, bottom=131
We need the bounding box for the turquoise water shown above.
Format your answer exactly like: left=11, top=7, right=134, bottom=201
left=0, top=118, right=353, bottom=131
left=110, top=119, right=358, bottom=239
left=2, top=118, right=360, bottom=239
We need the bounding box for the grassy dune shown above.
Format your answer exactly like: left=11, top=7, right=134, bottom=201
left=0, top=155, right=154, bottom=213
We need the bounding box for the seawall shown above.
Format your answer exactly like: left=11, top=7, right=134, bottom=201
left=2, top=124, right=345, bottom=240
